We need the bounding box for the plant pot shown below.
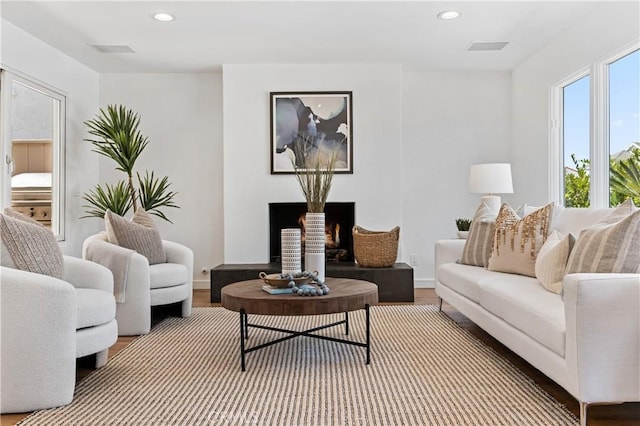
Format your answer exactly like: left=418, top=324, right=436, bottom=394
left=456, top=231, right=469, bottom=239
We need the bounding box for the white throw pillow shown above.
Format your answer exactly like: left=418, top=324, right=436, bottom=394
left=535, top=230, right=576, bottom=294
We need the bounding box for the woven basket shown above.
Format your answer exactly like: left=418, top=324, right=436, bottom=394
left=352, top=225, right=400, bottom=268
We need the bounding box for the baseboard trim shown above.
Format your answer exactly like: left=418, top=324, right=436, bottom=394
left=414, top=279, right=434, bottom=289
left=193, top=279, right=209, bottom=290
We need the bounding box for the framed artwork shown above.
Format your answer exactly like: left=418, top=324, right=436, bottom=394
left=270, top=91, right=353, bottom=174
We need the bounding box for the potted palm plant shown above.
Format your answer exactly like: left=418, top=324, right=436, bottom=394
left=81, top=105, right=178, bottom=222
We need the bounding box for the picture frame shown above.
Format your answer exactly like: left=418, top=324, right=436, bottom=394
left=270, top=91, right=353, bottom=174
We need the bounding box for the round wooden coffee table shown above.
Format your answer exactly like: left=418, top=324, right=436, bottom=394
left=222, top=277, right=378, bottom=371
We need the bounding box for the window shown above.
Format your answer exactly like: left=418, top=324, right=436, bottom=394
left=0, top=69, right=66, bottom=239
left=609, top=49, right=640, bottom=206
left=551, top=43, right=640, bottom=208
left=562, top=75, right=590, bottom=207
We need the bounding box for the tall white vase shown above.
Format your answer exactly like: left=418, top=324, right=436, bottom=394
left=281, top=228, right=301, bottom=275
left=304, top=212, right=325, bottom=282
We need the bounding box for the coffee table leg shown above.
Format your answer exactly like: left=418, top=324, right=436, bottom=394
left=244, top=311, right=249, bottom=339
left=344, top=311, right=349, bottom=335
left=365, top=303, right=371, bottom=365
left=240, top=309, right=246, bottom=372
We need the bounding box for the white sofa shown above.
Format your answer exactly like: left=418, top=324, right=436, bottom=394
left=435, top=207, right=640, bottom=426
left=1, top=256, right=118, bottom=413
left=83, top=233, right=193, bottom=336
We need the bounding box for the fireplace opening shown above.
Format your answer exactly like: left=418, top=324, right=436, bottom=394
left=269, top=202, right=355, bottom=263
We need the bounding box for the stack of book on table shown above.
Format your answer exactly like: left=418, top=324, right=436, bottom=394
left=262, top=285, right=294, bottom=294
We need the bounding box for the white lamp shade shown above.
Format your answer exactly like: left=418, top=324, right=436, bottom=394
left=468, top=163, right=513, bottom=195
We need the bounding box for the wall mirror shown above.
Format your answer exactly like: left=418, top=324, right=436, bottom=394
left=0, top=69, right=66, bottom=240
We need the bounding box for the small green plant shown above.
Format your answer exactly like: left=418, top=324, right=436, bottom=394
left=455, top=218, right=472, bottom=231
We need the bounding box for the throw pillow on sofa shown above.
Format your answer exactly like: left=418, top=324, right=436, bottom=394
left=597, top=198, right=637, bottom=224
left=460, top=201, right=497, bottom=267
left=535, top=230, right=576, bottom=294
left=0, top=209, right=64, bottom=278
left=487, top=203, right=553, bottom=277
left=565, top=200, right=640, bottom=274
left=105, top=209, right=167, bottom=264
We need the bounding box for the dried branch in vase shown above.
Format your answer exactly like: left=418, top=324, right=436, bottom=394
left=291, top=134, right=341, bottom=213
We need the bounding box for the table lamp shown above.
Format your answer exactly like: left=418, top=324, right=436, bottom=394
left=468, top=163, right=513, bottom=212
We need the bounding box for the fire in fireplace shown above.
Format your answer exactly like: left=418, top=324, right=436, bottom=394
left=269, top=202, right=355, bottom=263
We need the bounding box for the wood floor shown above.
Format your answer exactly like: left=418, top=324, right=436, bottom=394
left=2, top=288, right=638, bottom=425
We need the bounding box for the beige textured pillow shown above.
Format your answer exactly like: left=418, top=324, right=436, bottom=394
left=2, top=208, right=43, bottom=268
left=0, top=211, right=64, bottom=278
left=460, top=201, right=497, bottom=267
left=105, top=209, right=167, bottom=265
left=596, top=198, right=637, bottom=225
left=566, top=205, right=640, bottom=274
left=487, top=203, right=553, bottom=277
left=535, top=230, right=576, bottom=294
left=4, top=207, right=42, bottom=226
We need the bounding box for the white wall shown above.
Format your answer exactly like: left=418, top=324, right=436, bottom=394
left=222, top=64, right=403, bottom=264
left=402, top=71, right=511, bottom=285
left=1, top=19, right=100, bottom=256
left=511, top=1, right=640, bottom=207
left=98, top=73, right=224, bottom=288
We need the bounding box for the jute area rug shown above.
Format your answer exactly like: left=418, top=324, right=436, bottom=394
left=20, top=305, right=578, bottom=425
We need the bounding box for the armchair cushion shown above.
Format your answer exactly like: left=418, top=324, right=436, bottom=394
left=150, top=263, right=189, bottom=289
left=75, top=288, right=117, bottom=329
left=0, top=211, right=64, bottom=279
left=105, top=209, right=166, bottom=264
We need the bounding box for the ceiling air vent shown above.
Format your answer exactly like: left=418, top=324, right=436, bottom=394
left=467, top=42, right=509, bottom=51
left=92, top=45, right=135, bottom=53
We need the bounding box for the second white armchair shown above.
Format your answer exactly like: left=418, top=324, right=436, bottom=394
left=83, top=232, right=193, bottom=336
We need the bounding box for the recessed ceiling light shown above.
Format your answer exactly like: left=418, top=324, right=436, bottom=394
left=437, top=10, right=461, bottom=20
left=153, top=12, right=174, bottom=22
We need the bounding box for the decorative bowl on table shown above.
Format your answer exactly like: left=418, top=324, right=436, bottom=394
left=259, top=272, right=313, bottom=288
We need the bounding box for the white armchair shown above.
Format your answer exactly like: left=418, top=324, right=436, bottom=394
left=1, top=256, right=118, bottom=413
left=83, top=233, right=193, bottom=336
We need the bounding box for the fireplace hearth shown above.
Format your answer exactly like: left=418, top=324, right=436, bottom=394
left=269, top=202, right=355, bottom=263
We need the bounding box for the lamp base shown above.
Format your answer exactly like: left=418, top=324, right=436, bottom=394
left=481, top=195, right=502, bottom=214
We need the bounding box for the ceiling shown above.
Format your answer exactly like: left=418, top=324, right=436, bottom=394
left=1, top=1, right=607, bottom=73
